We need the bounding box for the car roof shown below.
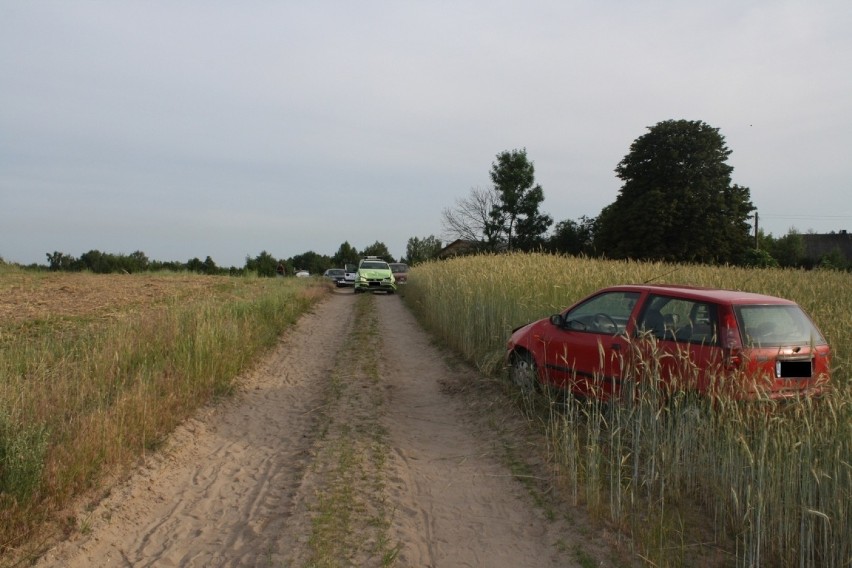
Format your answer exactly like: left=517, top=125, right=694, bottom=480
left=603, top=284, right=797, bottom=306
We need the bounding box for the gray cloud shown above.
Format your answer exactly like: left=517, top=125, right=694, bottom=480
left=2, top=1, right=851, bottom=266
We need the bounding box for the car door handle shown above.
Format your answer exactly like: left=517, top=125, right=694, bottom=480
left=611, top=343, right=621, bottom=351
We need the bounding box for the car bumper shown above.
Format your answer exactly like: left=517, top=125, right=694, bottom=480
left=355, top=281, right=396, bottom=292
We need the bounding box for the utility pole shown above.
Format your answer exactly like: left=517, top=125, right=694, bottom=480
left=754, top=211, right=759, bottom=249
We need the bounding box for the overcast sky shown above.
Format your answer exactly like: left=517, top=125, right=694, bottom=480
left=2, top=1, right=851, bottom=267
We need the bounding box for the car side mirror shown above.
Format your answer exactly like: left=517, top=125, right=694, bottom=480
left=549, top=314, right=565, bottom=328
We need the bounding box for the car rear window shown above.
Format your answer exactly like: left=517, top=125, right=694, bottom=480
left=734, top=305, right=827, bottom=347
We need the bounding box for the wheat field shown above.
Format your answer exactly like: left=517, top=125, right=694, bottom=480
left=404, top=253, right=850, bottom=567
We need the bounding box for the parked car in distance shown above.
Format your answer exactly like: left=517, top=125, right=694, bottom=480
left=506, top=284, right=831, bottom=401
left=295, top=270, right=310, bottom=278
left=322, top=268, right=347, bottom=287
left=354, top=257, right=396, bottom=294
left=388, top=262, right=409, bottom=284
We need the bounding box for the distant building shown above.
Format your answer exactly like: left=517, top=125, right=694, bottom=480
left=801, top=231, right=852, bottom=264
left=436, top=239, right=480, bottom=259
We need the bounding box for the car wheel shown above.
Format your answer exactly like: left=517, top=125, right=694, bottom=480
left=510, top=352, right=539, bottom=394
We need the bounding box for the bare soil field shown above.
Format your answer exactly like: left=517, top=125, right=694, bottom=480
left=31, top=287, right=628, bottom=567
left=0, top=272, right=225, bottom=325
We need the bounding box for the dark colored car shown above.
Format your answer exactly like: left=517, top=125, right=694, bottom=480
left=506, top=285, right=831, bottom=401
left=389, top=263, right=409, bottom=284
left=322, top=268, right=347, bottom=287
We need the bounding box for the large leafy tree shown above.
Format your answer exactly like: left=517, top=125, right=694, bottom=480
left=595, top=120, right=755, bottom=263
left=245, top=250, right=278, bottom=277
left=332, top=241, right=360, bottom=267
left=488, top=149, right=553, bottom=251
left=46, top=251, right=77, bottom=271
left=405, top=235, right=442, bottom=265
left=767, top=229, right=806, bottom=268
left=289, top=250, right=331, bottom=274
left=361, top=241, right=394, bottom=262
left=547, top=215, right=596, bottom=256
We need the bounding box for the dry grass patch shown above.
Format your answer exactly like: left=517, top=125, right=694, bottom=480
left=0, top=267, right=327, bottom=558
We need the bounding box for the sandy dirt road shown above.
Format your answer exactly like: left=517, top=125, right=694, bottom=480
left=35, top=290, right=622, bottom=567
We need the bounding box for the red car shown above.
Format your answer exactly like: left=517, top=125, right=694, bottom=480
left=506, top=285, right=831, bottom=401
left=389, top=263, right=409, bottom=284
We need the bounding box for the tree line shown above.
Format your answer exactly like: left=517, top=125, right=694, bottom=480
left=15, top=118, right=847, bottom=275
left=442, top=119, right=849, bottom=270
left=34, top=236, right=445, bottom=276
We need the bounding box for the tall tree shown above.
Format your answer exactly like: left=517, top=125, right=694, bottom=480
left=289, top=250, right=330, bottom=275
left=201, top=256, right=217, bottom=274
left=547, top=216, right=596, bottom=255
left=488, top=149, right=552, bottom=251
left=361, top=241, right=394, bottom=262
left=766, top=228, right=806, bottom=267
left=595, top=119, right=755, bottom=263
left=405, top=235, right=442, bottom=265
left=46, top=251, right=76, bottom=271
left=332, top=241, right=360, bottom=267
left=245, top=250, right=278, bottom=277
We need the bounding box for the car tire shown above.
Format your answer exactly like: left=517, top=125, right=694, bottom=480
left=509, top=351, right=539, bottom=394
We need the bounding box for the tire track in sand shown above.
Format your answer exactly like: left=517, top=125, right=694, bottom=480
left=36, top=290, right=620, bottom=567
left=376, top=295, right=591, bottom=568
left=36, top=292, right=355, bottom=568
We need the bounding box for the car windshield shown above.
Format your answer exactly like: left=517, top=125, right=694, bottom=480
left=328, top=269, right=344, bottom=276
left=734, top=304, right=827, bottom=347
left=390, top=263, right=408, bottom=273
left=361, top=261, right=389, bottom=270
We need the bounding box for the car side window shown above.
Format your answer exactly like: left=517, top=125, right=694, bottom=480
left=564, top=291, right=640, bottom=335
left=638, top=295, right=718, bottom=344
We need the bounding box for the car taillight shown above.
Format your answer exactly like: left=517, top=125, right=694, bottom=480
left=725, top=348, right=743, bottom=369
left=720, top=310, right=743, bottom=369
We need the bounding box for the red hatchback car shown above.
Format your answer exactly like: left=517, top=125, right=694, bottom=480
left=506, top=285, right=831, bottom=401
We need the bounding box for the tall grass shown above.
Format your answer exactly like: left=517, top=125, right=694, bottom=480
left=405, top=253, right=851, bottom=567
left=0, top=271, right=327, bottom=554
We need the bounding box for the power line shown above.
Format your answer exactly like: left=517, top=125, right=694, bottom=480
left=759, top=214, right=851, bottom=221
